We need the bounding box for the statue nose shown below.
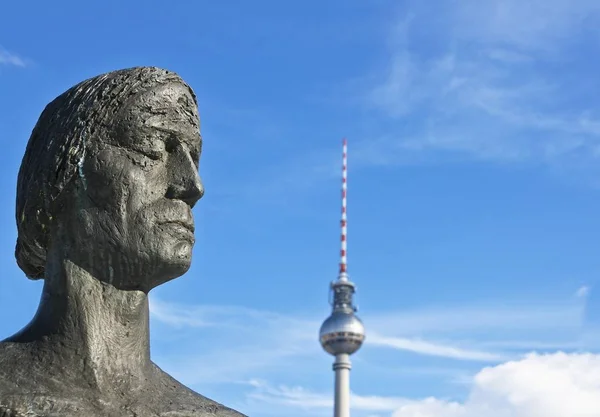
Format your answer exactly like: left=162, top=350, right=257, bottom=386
left=165, top=149, right=204, bottom=208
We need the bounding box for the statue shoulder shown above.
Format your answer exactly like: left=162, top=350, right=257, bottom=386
left=0, top=340, right=34, bottom=375
left=152, top=364, right=247, bottom=416
left=0, top=342, right=20, bottom=386
left=0, top=343, right=33, bottom=409
left=0, top=341, right=53, bottom=395
left=160, top=410, right=247, bottom=417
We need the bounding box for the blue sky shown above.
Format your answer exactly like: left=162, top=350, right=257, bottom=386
left=1, top=1, right=600, bottom=416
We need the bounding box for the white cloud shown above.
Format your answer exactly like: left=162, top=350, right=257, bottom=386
left=0, top=46, right=26, bottom=67
left=393, top=352, right=600, bottom=417
left=247, top=352, right=600, bottom=417
left=438, top=351, right=600, bottom=417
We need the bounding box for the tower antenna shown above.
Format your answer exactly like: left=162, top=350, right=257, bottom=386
left=339, top=138, right=348, bottom=280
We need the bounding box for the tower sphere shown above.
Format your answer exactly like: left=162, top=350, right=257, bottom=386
left=319, top=311, right=365, bottom=356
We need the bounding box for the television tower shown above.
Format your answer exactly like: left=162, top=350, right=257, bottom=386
left=319, top=138, right=366, bottom=417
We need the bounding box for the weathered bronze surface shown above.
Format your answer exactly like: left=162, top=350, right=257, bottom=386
left=0, top=67, right=245, bottom=416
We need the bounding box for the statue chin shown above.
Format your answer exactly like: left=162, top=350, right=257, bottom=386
left=146, top=240, right=196, bottom=289
left=75, top=226, right=196, bottom=292
left=147, top=257, right=194, bottom=291
left=95, top=254, right=193, bottom=293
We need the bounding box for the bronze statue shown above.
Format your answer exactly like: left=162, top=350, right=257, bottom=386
left=0, top=67, right=245, bottom=416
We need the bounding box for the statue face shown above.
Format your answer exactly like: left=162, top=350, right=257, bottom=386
left=68, top=83, right=204, bottom=291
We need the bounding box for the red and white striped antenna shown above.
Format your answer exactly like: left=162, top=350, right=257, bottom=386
left=339, top=138, right=349, bottom=281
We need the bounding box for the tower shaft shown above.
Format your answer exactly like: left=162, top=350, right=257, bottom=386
left=333, top=354, right=351, bottom=417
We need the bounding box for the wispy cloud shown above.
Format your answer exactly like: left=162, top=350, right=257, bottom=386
left=246, top=379, right=331, bottom=409
left=245, top=379, right=409, bottom=412
left=476, top=340, right=584, bottom=351
left=366, top=300, right=585, bottom=336
left=576, top=285, right=590, bottom=298
left=582, top=285, right=600, bottom=339
left=149, top=293, right=589, bottom=392
left=229, top=0, right=600, bottom=201
left=149, top=297, right=320, bottom=386
left=0, top=46, right=26, bottom=67
left=450, top=0, right=600, bottom=53
left=150, top=297, right=300, bottom=329
left=368, top=333, right=508, bottom=362
left=357, top=0, right=600, bottom=173
left=148, top=294, right=596, bottom=416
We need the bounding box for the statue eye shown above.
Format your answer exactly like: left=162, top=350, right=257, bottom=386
left=164, top=133, right=180, bottom=153
left=132, top=147, right=164, bottom=161
left=144, top=149, right=164, bottom=160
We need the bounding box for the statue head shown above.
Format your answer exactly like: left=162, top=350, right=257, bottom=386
left=15, top=67, right=204, bottom=292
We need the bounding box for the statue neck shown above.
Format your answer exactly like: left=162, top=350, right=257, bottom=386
left=22, top=258, right=152, bottom=389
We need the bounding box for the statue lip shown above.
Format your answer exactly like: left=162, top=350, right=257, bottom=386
left=158, top=219, right=195, bottom=233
